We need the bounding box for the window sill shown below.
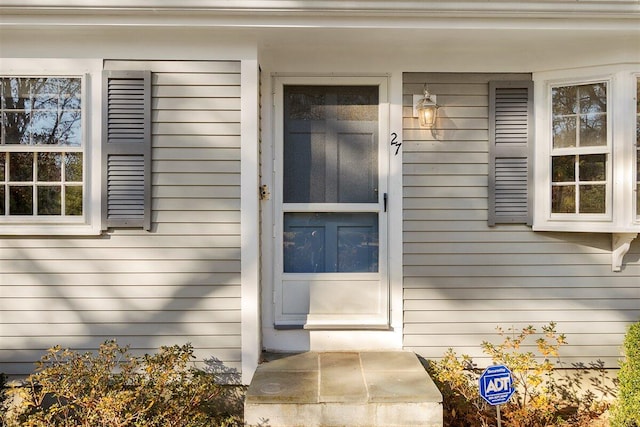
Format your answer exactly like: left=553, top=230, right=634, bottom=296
left=532, top=223, right=640, bottom=234
left=0, top=223, right=101, bottom=236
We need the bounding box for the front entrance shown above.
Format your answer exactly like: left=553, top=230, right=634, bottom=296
left=270, top=76, right=390, bottom=337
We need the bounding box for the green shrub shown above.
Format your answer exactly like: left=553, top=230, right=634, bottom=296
left=427, top=322, right=612, bottom=427
left=0, top=340, right=244, bottom=427
left=611, top=321, right=640, bottom=427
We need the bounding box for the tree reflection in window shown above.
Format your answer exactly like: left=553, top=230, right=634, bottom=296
left=1, top=77, right=81, bottom=146
left=1, top=77, right=83, bottom=217
left=551, top=154, right=606, bottom=214
left=552, top=83, right=606, bottom=149
left=551, top=82, right=608, bottom=215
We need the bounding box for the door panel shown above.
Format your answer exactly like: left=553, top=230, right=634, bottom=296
left=274, top=77, right=388, bottom=329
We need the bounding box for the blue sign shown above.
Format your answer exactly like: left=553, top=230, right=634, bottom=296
left=479, top=364, right=515, bottom=406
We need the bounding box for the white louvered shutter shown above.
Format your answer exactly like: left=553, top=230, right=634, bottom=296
left=488, top=80, right=533, bottom=226
left=102, top=70, right=151, bottom=230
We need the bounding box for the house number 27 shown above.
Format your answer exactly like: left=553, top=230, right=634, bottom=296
left=391, top=132, right=401, bottom=156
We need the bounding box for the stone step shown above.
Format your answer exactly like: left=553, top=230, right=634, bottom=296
left=244, top=351, right=443, bottom=427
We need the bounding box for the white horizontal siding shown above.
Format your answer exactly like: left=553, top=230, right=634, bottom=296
left=0, top=60, right=242, bottom=377
left=402, top=72, right=640, bottom=368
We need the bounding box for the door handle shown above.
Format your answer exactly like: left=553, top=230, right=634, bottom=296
left=384, top=193, right=388, bottom=212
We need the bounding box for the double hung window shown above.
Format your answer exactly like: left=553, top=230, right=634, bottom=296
left=534, top=66, right=640, bottom=233
left=0, top=61, right=150, bottom=235
left=550, top=82, right=609, bottom=216
left=1, top=77, right=84, bottom=220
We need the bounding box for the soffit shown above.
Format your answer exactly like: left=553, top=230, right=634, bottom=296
left=0, top=1, right=639, bottom=30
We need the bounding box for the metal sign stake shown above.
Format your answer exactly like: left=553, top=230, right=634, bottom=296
left=478, top=364, right=514, bottom=427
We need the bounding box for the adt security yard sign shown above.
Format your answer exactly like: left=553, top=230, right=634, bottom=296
left=479, top=364, right=515, bottom=406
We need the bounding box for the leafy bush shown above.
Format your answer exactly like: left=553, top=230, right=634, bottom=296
left=426, top=322, right=612, bottom=427
left=0, top=372, right=7, bottom=411
left=0, top=340, right=244, bottom=427
left=611, top=321, right=640, bottom=427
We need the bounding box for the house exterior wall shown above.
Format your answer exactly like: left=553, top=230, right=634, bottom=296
left=1, top=2, right=639, bottom=381
left=1, top=59, right=244, bottom=376
left=402, top=72, right=640, bottom=367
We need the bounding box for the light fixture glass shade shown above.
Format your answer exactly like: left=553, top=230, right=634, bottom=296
left=416, top=93, right=438, bottom=128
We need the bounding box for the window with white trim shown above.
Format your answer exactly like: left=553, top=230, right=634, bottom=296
left=1, top=77, right=85, bottom=221
left=550, top=81, right=609, bottom=216
left=533, top=66, right=640, bottom=233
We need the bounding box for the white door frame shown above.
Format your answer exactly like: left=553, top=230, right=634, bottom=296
left=261, top=73, right=403, bottom=351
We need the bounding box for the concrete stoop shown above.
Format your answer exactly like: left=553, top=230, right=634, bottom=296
left=244, top=351, right=443, bottom=427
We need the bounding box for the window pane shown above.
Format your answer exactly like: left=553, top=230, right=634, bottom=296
left=1, top=77, right=81, bottom=146
left=552, top=185, right=575, bottom=213
left=552, top=155, right=575, bottom=182
left=2, top=78, right=30, bottom=144
left=37, top=186, right=61, bottom=215
left=578, top=83, right=607, bottom=146
left=580, top=113, right=606, bottom=146
left=337, top=132, right=378, bottom=202
left=337, top=88, right=378, bottom=121
left=283, top=85, right=378, bottom=203
left=38, top=152, right=62, bottom=181
left=579, top=154, right=606, bottom=182
left=337, top=223, right=379, bottom=272
left=552, top=82, right=607, bottom=149
left=283, top=128, right=326, bottom=203
left=65, top=153, right=83, bottom=181
left=552, top=117, right=576, bottom=148
left=579, top=83, right=606, bottom=114
left=286, top=90, right=326, bottom=120
left=29, top=77, right=57, bottom=108
left=552, top=86, right=577, bottom=115
left=284, top=221, right=325, bottom=273
left=65, top=186, right=83, bottom=215
left=9, top=186, right=33, bottom=215
left=2, top=112, right=31, bottom=144
left=1, top=76, right=84, bottom=219
left=31, top=110, right=61, bottom=145
left=284, top=212, right=378, bottom=273
left=9, top=152, right=33, bottom=181
left=579, top=185, right=605, bottom=213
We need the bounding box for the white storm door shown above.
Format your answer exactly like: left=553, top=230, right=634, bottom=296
left=274, top=77, right=389, bottom=329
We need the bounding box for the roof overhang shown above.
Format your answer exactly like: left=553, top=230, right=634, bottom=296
left=1, top=1, right=639, bottom=30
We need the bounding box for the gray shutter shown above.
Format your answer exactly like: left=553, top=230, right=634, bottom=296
left=102, top=70, right=151, bottom=230
left=488, top=80, right=533, bottom=226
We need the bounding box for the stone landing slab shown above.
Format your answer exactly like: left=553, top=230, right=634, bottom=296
left=244, top=351, right=443, bottom=427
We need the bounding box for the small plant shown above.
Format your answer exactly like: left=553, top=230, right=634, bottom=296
left=425, top=349, right=493, bottom=426
left=611, top=321, right=640, bottom=427
left=1, top=340, right=244, bottom=427
left=427, top=322, right=612, bottom=427
left=0, top=372, right=7, bottom=412
left=481, top=323, right=566, bottom=426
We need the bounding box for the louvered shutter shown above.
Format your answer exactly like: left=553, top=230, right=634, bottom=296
left=102, top=70, right=151, bottom=230
left=488, top=80, right=533, bottom=226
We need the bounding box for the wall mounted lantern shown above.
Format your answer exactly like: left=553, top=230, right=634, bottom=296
left=413, top=87, right=438, bottom=128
